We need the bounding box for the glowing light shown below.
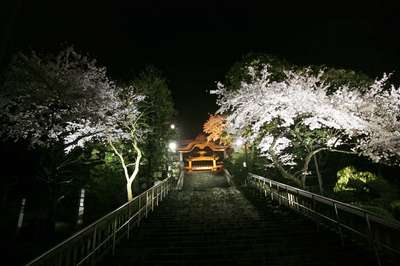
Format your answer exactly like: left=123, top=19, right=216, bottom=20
left=170, top=124, right=175, bottom=129
left=235, top=138, right=244, bottom=146
left=168, top=141, right=177, bottom=152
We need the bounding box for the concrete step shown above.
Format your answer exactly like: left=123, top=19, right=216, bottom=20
left=99, top=173, right=383, bottom=266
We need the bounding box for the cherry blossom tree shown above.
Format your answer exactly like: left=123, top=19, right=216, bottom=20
left=0, top=47, right=148, bottom=202
left=0, top=47, right=117, bottom=230
left=214, top=65, right=400, bottom=189
left=64, top=86, right=147, bottom=201
left=0, top=47, right=113, bottom=149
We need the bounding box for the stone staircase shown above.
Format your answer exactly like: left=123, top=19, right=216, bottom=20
left=100, top=172, right=380, bottom=266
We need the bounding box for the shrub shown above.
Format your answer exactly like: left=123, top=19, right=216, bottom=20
left=334, top=166, right=378, bottom=192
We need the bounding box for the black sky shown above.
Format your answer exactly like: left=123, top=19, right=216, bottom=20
left=1, top=0, right=400, bottom=138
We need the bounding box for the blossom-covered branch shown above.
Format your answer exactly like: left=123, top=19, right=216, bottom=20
left=214, top=64, right=400, bottom=187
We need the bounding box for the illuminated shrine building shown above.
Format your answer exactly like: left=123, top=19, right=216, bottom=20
left=177, top=134, right=228, bottom=171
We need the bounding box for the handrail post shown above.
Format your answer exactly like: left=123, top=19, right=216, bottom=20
left=270, top=180, right=273, bottom=201
left=55, top=252, right=62, bottom=266
left=91, top=225, right=97, bottom=265
left=151, top=188, right=155, bottom=212
left=278, top=186, right=281, bottom=206
left=156, top=186, right=159, bottom=206
left=296, top=188, right=300, bottom=211
left=263, top=180, right=267, bottom=197
left=145, top=191, right=148, bottom=218
left=165, top=182, right=170, bottom=196
left=286, top=185, right=289, bottom=207
left=72, top=244, right=78, bottom=265
left=366, top=213, right=382, bottom=266
left=161, top=183, right=164, bottom=200
left=112, top=217, right=117, bottom=256
left=127, top=203, right=131, bottom=240
left=311, top=194, right=315, bottom=215
left=138, top=195, right=142, bottom=226
left=333, top=202, right=344, bottom=246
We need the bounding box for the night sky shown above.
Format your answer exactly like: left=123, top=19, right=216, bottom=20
left=1, top=1, right=400, bottom=138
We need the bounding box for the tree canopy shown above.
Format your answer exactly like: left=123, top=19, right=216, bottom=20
left=0, top=47, right=150, bottom=201
left=215, top=64, right=400, bottom=187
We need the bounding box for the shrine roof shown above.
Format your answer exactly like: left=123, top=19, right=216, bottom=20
left=177, top=134, right=228, bottom=153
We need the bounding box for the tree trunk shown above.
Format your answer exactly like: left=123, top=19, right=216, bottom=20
left=268, top=138, right=302, bottom=187
left=108, top=136, right=143, bottom=202
left=302, top=147, right=356, bottom=187
left=270, top=152, right=301, bottom=186
left=108, top=139, right=141, bottom=202
left=313, top=154, right=324, bottom=194
left=126, top=181, right=133, bottom=201
left=301, top=147, right=326, bottom=187
left=130, top=139, right=142, bottom=195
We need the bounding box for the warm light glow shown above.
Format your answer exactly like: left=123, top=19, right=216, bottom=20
left=168, top=141, right=177, bottom=152
left=170, top=124, right=175, bottom=129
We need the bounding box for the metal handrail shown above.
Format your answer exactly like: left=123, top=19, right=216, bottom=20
left=25, top=177, right=174, bottom=266
left=247, top=173, right=400, bottom=265
left=249, top=173, right=400, bottom=229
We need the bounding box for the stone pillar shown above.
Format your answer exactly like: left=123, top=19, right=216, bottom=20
left=77, top=188, right=85, bottom=226
left=16, top=198, right=26, bottom=235
left=179, top=152, right=183, bottom=162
